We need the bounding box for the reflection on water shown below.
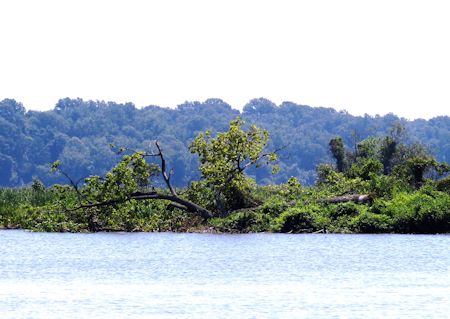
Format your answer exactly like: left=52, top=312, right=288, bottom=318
left=1, top=231, right=449, bottom=318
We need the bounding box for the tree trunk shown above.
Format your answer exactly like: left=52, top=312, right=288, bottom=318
left=320, top=194, right=371, bottom=204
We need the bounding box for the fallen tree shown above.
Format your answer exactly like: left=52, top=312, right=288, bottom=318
left=52, top=141, right=213, bottom=231
left=52, top=118, right=280, bottom=231
left=319, top=194, right=371, bottom=204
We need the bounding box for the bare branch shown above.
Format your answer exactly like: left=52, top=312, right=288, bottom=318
left=155, top=141, right=177, bottom=196
left=55, top=169, right=88, bottom=206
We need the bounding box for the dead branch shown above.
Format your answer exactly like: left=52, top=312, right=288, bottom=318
left=319, top=194, right=371, bottom=204
left=155, top=141, right=177, bottom=196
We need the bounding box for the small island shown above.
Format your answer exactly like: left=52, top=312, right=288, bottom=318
left=1, top=116, right=449, bottom=234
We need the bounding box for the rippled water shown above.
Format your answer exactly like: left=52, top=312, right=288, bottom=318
left=1, top=230, right=449, bottom=318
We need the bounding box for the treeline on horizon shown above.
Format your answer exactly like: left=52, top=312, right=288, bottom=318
left=1, top=97, right=449, bottom=187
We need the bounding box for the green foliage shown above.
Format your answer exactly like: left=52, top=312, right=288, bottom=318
left=390, top=156, right=449, bottom=189
left=257, top=196, right=294, bottom=217
left=0, top=185, right=56, bottom=228
left=347, top=158, right=384, bottom=181
left=1, top=97, right=449, bottom=188
left=282, top=177, right=302, bottom=200
left=382, top=191, right=450, bottom=233
left=139, top=203, right=203, bottom=232
left=380, top=136, right=397, bottom=174
left=189, top=117, right=277, bottom=214
left=81, top=152, right=159, bottom=205
left=15, top=205, right=85, bottom=232
left=183, top=180, right=216, bottom=212
left=436, top=175, right=450, bottom=194
left=209, top=210, right=271, bottom=233
left=327, top=202, right=361, bottom=219
left=324, top=202, right=369, bottom=233
left=1, top=103, right=450, bottom=234
left=349, top=211, right=392, bottom=233
left=272, top=204, right=323, bottom=233
left=329, top=137, right=347, bottom=172
left=316, top=163, right=336, bottom=186
left=316, top=167, right=370, bottom=195
left=367, top=173, right=395, bottom=199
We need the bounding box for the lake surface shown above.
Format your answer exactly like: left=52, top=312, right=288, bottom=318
left=1, top=230, right=449, bottom=318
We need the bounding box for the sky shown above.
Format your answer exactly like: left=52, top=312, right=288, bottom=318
left=1, top=0, right=449, bottom=120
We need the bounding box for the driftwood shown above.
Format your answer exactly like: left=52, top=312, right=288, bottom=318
left=320, top=194, right=371, bottom=204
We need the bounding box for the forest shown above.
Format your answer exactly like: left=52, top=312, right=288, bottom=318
left=1, top=97, right=450, bottom=188
left=1, top=109, right=449, bottom=234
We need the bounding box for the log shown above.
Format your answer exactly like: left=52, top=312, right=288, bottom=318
left=320, top=194, right=371, bottom=204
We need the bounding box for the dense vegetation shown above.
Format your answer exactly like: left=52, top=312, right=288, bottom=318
left=1, top=117, right=449, bottom=234
left=1, top=97, right=450, bottom=187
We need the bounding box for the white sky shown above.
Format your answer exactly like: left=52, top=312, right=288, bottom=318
left=1, top=0, right=449, bottom=119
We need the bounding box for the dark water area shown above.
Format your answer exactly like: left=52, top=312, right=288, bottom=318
left=1, top=230, right=449, bottom=318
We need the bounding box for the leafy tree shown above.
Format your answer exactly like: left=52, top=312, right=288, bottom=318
left=403, top=156, right=449, bottom=189
left=189, top=118, right=278, bottom=215
left=329, top=137, right=347, bottom=172
left=347, top=158, right=384, bottom=181
left=380, top=136, right=397, bottom=175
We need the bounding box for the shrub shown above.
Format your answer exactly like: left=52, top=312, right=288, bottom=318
left=325, top=202, right=369, bottom=233
left=272, top=205, right=322, bottom=233
left=368, top=174, right=395, bottom=199
left=209, top=210, right=271, bottom=233
left=257, top=196, right=293, bottom=217
left=350, top=211, right=392, bottom=233
left=436, top=175, right=450, bottom=194
left=327, top=202, right=361, bottom=219
left=384, top=191, right=450, bottom=233
left=14, top=204, right=83, bottom=232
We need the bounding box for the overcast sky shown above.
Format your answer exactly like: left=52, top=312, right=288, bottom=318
left=1, top=0, right=449, bottom=119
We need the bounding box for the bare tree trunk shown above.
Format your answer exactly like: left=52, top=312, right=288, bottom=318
left=319, top=194, right=371, bottom=204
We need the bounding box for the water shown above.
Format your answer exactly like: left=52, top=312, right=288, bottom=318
left=1, top=230, right=449, bottom=318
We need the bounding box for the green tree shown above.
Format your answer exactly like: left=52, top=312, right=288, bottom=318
left=404, top=156, right=449, bottom=189
left=380, top=136, right=397, bottom=175
left=329, top=137, right=347, bottom=172
left=189, top=118, right=278, bottom=215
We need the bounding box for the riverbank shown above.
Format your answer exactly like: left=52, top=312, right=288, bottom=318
left=2, top=174, right=450, bottom=234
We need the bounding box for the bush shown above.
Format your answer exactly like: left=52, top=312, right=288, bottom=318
left=350, top=211, right=392, bottom=233
left=272, top=205, right=322, bottom=233
left=368, top=174, right=395, bottom=199
left=184, top=181, right=216, bottom=214
left=325, top=202, right=368, bottom=233
left=256, top=196, right=293, bottom=217
left=209, top=210, right=271, bottom=233
left=436, top=175, right=450, bottom=194
left=14, top=204, right=84, bottom=232
left=384, top=191, right=450, bottom=233
left=327, top=202, right=361, bottom=219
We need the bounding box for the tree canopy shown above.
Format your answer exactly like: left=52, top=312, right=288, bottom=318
left=190, top=118, right=278, bottom=214
left=0, top=97, right=449, bottom=187
left=1, top=118, right=450, bottom=234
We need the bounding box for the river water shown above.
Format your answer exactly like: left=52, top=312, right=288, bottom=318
left=1, top=230, right=449, bottom=318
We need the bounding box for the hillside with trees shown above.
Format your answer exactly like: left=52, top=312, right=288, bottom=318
left=1, top=97, right=449, bottom=187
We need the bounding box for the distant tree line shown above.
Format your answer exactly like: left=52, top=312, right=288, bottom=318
left=1, top=97, right=449, bottom=187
